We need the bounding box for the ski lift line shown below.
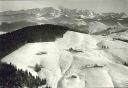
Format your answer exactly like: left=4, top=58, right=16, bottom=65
left=69, top=65, right=105, bottom=70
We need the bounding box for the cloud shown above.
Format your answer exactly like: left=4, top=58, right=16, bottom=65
left=0, top=0, right=127, bottom=12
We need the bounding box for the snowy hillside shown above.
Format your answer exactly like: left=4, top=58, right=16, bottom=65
left=1, top=24, right=128, bottom=88
left=88, top=21, right=108, bottom=34
left=0, top=31, right=6, bottom=35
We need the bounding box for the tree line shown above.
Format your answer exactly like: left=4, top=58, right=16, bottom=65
left=0, top=62, right=47, bottom=88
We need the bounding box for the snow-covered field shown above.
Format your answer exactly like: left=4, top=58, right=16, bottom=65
left=2, top=30, right=128, bottom=88
left=0, top=31, right=6, bottom=35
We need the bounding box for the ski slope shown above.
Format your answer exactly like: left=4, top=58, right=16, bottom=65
left=2, top=30, right=128, bottom=88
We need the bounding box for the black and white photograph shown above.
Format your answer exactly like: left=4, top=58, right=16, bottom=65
left=0, top=0, right=128, bottom=88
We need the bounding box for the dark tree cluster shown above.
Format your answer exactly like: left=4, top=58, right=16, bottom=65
left=124, top=62, right=128, bottom=67
left=0, top=62, right=46, bottom=88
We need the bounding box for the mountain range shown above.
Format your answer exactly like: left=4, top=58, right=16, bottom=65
left=0, top=7, right=128, bottom=34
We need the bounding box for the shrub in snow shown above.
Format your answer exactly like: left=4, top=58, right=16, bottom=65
left=34, top=63, right=42, bottom=72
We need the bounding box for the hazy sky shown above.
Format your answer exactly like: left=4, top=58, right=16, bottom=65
left=0, top=0, right=128, bottom=13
